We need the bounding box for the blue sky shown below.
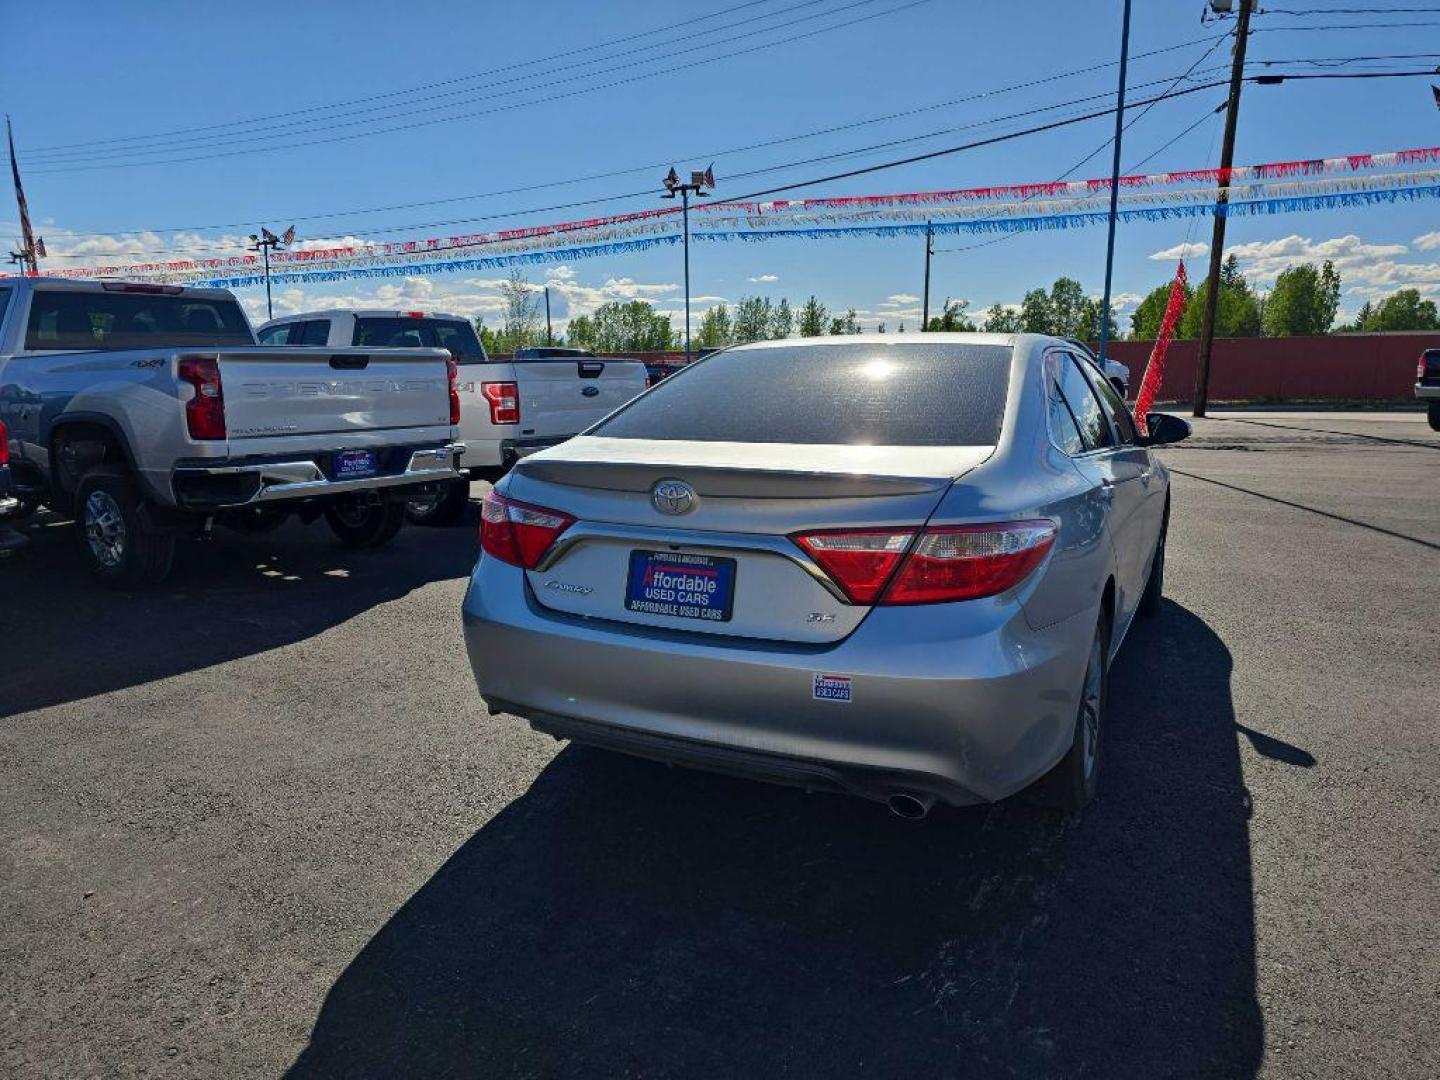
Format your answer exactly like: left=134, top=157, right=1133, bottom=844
left=4, top=0, right=1439, bottom=332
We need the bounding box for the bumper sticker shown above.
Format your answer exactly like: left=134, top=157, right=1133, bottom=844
left=813, top=673, right=852, bottom=703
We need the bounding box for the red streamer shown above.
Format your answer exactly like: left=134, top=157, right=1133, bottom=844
left=1133, top=260, right=1188, bottom=433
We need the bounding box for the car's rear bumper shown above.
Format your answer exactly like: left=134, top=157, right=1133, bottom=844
left=502, top=435, right=571, bottom=466
left=462, top=558, right=1095, bottom=807
left=1415, top=382, right=1440, bottom=401
left=171, top=444, right=463, bottom=510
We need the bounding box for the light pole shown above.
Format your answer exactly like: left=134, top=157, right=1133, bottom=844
left=921, top=221, right=934, bottom=331
left=247, top=225, right=295, bottom=320
left=1097, top=0, right=1132, bottom=363
left=662, top=165, right=714, bottom=362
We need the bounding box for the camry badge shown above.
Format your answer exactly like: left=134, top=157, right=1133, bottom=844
left=651, top=479, right=697, bottom=516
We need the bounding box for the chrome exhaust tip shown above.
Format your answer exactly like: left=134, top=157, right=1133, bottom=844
left=887, top=792, right=936, bottom=820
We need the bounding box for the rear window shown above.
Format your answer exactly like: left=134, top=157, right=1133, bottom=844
left=25, top=289, right=254, bottom=351
left=591, top=342, right=1010, bottom=446
left=352, top=317, right=487, bottom=364
left=514, top=347, right=598, bottom=361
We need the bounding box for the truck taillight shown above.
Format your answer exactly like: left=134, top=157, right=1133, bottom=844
left=447, top=359, right=461, bottom=425
left=178, top=356, right=226, bottom=440
left=480, top=490, right=574, bottom=568
left=792, top=520, right=1056, bottom=605
left=481, top=381, right=520, bottom=424
left=0, top=418, right=8, bottom=466
left=1420, top=354, right=1428, bottom=381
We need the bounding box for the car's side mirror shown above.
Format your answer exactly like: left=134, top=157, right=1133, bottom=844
left=1144, top=412, right=1191, bottom=446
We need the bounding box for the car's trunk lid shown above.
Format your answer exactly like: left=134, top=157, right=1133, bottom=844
left=509, top=437, right=992, bottom=644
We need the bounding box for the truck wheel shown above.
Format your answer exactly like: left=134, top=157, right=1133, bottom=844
left=405, top=478, right=470, bottom=526
left=1428, top=401, right=1440, bottom=432
left=76, top=470, right=176, bottom=588
left=324, top=496, right=406, bottom=547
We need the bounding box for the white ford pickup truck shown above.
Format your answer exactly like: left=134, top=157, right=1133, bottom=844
left=259, top=310, right=648, bottom=523
left=0, top=278, right=463, bottom=585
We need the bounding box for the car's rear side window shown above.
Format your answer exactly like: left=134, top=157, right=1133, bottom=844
left=591, top=343, right=1010, bottom=446
left=1051, top=352, right=1114, bottom=452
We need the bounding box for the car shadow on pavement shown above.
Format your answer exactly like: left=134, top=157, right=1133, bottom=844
left=0, top=512, right=479, bottom=718
left=289, top=599, right=1264, bottom=1079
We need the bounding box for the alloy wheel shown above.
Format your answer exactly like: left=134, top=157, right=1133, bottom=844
left=84, top=490, right=127, bottom=569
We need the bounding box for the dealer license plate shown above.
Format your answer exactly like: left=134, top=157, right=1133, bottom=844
left=624, top=550, right=736, bottom=622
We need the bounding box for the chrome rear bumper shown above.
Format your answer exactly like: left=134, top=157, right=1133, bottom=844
left=172, top=444, right=464, bottom=509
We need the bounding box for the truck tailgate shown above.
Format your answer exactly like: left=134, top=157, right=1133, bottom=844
left=515, top=358, right=648, bottom=438
left=217, top=346, right=452, bottom=440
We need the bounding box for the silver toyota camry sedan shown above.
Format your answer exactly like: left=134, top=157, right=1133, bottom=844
left=462, top=333, right=1190, bottom=818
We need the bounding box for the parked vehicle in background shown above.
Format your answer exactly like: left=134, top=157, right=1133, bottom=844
left=463, top=333, right=1189, bottom=819
left=1417, top=347, right=1440, bottom=430
left=0, top=417, right=27, bottom=555
left=0, top=279, right=462, bottom=586
left=1066, top=338, right=1131, bottom=398
left=261, top=313, right=648, bottom=525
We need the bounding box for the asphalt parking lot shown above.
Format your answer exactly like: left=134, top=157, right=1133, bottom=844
left=2, top=410, right=1436, bottom=1079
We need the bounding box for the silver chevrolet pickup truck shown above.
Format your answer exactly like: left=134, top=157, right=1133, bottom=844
left=0, top=277, right=463, bottom=586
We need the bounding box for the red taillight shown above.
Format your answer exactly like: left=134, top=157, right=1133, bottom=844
left=793, top=520, right=1056, bottom=606
left=178, top=355, right=225, bottom=440
left=0, top=418, right=9, bottom=466
left=792, top=528, right=915, bottom=604
left=405, top=310, right=426, bottom=318
left=447, top=358, right=461, bottom=425
left=479, top=490, right=575, bottom=569
left=481, top=381, right=520, bottom=424
left=1420, top=355, right=1428, bottom=381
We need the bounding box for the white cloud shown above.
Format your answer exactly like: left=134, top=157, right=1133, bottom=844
left=1149, top=241, right=1209, bottom=261
left=1225, top=233, right=1409, bottom=284
left=1412, top=231, right=1440, bottom=252
left=1108, top=291, right=1144, bottom=313
left=883, top=293, right=920, bottom=305
left=747, top=273, right=779, bottom=283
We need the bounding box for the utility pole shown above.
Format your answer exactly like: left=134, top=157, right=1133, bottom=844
left=6, top=116, right=44, bottom=275
left=921, top=221, right=933, bottom=331
left=544, top=286, right=553, bottom=345
left=247, top=225, right=295, bottom=321
left=662, top=165, right=714, bottom=363
left=1193, top=0, right=1253, bottom=417
left=1097, top=0, right=1132, bottom=363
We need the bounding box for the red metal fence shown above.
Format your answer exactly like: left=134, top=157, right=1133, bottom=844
left=512, top=333, right=1436, bottom=402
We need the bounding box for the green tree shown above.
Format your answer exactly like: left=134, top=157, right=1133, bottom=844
left=1077, top=296, right=1117, bottom=342
left=798, top=295, right=828, bottom=337
left=498, top=269, right=542, bottom=352
left=925, top=299, right=976, bottom=332
left=897, top=322, right=906, bottom=333
left=696, top=303, right=733, bottom=348
left=1262, top=260, right=1341, bottom=336
left=828, top=316, right=845, bottom=335
left=876, top=322, right=887, bottom=334
left=1177, top=257, right=1262, bottom=338
left=570, top=300, right=675, bottom=351
left=770, top=297, right=794, bottom=339
left=1128, top=282, right=1188, bottom=340
left=843, top=308, right=862, bottom=334
left=981, top=303, right=1021, bottom=333
left=1019, top=288, right=1054, bottom=333
left=472, top=315, right=502, bottom=356
left=733, top=296, right=775, bottom=343
left=1362, top=288, right=1440, bottom=332
left=1047, top=277, right=1090, bottom=338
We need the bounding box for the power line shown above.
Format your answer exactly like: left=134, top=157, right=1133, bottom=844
left=22, top=0, right=931, bottom=174
left=41, top=66, right=1237, bottom=259
left=22, top=0, right=857, bottom=165
left=19, top=0, right=788, bottom=155
left=39, top=32, right=1235, bottom=238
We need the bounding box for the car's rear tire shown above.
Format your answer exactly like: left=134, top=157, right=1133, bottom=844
left=1035, top=609, right=1109, bottom=813
left=324, top=497, right=406, bottom=547
left=75, top=470, right=176, bottom=588
left=1428, top=401, right=1440, bottom=432
left=404, top=478, right=470, bottom=526
left=1138, top=518, right=1166, bottom=617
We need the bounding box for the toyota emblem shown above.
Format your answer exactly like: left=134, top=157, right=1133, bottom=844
left=651, top=479, right=697, bottom=515
left=581, top=385, right=600, bottom=397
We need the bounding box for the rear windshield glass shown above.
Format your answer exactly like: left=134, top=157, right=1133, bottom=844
left=515, top=347, right=598, bottom=361
left=352, top=317, right=488, bottom=364
left=591, top=342, right=1011, bottom=446
left=25, top=290, right=254, bottom=351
